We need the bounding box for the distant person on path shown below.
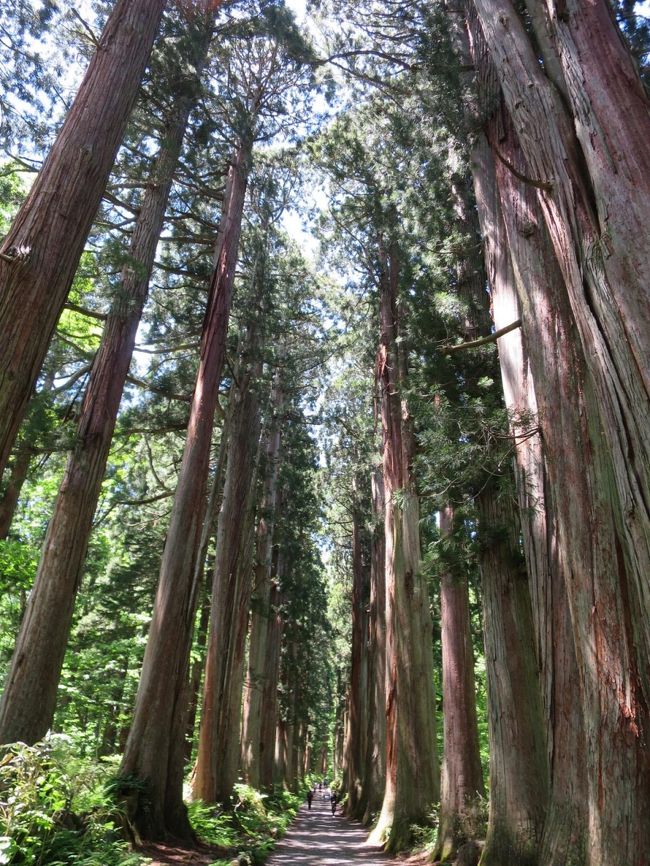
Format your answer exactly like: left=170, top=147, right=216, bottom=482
left=330, top=791, right=338, bottom=815
left=307, top=789, right=313, bottom=810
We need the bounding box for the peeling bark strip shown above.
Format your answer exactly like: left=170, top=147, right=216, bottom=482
left=0, top=0, right=167, bottom=478
left=119, top=133, right=253, bottom=842
left=0, top=23, right=215, bottom=749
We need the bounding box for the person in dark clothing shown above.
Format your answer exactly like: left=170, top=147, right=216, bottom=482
left=330, top=791, right=338, bottom=815
left=307, top=789, right=313, bottom=810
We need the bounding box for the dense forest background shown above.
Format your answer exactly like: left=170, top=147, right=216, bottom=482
left=0, top=1, right=649, bottom=865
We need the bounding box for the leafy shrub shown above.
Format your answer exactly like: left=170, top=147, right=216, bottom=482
left=0, top=735, right=146, bottom=865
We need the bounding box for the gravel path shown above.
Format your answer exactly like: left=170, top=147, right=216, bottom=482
left=265, top=790, right=395, bottom=866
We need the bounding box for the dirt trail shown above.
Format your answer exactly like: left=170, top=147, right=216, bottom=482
left=265, top=790, right=395, bottom=866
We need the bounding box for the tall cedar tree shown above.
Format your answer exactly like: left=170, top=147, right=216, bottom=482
left=0, top=11, right=216, bottom=747
left=192, top=273, right=267, bottom=805
left=369, top=233, right=439, bottom=851
left=467, top=1, right=650, bottom=860
left=119, top=129, right=253, bottom=841
left=0, top=0, right=167, bottom=477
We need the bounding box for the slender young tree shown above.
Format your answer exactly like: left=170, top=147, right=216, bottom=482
left=361, top=467, right=386, bottom=824
left=258, top=580, right=283, bottom=789
left=0, top=0, right=167, bottom=477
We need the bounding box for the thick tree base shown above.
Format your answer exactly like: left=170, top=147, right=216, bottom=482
left=432, top=801, right=486, bottom=863
left=368, top=813, right=418, bottom=853
left=114, top=777, right=196, bottom=847
left=479, top=823, right=538, bottom=866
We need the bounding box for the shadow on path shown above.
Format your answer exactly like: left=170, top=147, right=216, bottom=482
left=266, top=791, right=394, bottom=866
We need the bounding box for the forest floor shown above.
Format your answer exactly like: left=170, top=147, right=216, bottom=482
left=139, top=840, right=228, bottom=865
left=142, top=792, right=431, bottom=865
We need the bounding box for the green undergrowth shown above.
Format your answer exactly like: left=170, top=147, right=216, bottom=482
left=0, top=735, right=302, bottom=866
left=190, top=784, right=302, bottom=865
left=0, top=734, right=144, bottom=865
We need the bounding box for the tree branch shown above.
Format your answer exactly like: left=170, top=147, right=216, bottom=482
left=443, top=318, right=522, bottom=354
left=64, top=302, right=107, bottom=322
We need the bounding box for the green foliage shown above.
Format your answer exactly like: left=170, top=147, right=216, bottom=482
left=0, top=541, right=37, bottom=674
left=0, top=735, right=146, bottom=865
left=189, top=786, right=301, bottom=865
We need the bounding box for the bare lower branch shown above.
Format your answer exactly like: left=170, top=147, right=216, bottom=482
left=443, top=318, right=522, bottom=354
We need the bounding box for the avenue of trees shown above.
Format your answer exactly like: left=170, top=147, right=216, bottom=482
left=0, top=1, right=648, bottom=865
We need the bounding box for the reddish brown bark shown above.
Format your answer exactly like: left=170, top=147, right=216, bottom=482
left=468, top=3, right=650, bottom=858
left=241, top=377, right=283, bottom=788
left=0, top=0, right=166, bottom=477
left=184, top=429, right=229, bottom=760
left=477, top=485, right=548, bottom=866
left=192, top=344, right=263, bottom=804
left=119, top=133, right=252, bottom=841
left=471, top=126, right=588, bottom=865
left=0, top=25, right=214, bottom=748
left=343, top=495, right=370, bottom=818
left=361, top=468, right=386, bottom=825
left=0, top=439, right=32, bottom=539
left=259, top=581, right=283, bottom=790
left=434, top=505, right=484, bottom=862
left=369, top=237, right=438, bottom=851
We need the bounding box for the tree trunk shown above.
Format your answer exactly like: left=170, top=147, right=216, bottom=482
left=0, top=24, right=214, bottom=749
left=191, top=350, right=263, bottom=803
left=0, top=439, right=32, bottom=539
left=275, top=717, right=287, bottom=788
left=283, top=642, right=298, bottom=789
left=361, top=468, right=386, bottom=825
left=241, top=375, right=283, bottom=788
left=471, top=127, right=588, bottom=865
left=259, top=582, right=283, bottom=790
left=433, top=505, right=484, bottom=862
left=369, top=238, right=439, bottom=852
left=477, top=485, right=548, bottom=866
left=184, top=419, right=230, bottom=761
left=343, top=496, right=370, bottom=818
left=468, top=12, right=650, bottom=859
left=0, top=0, right=166, bottom=477
left=119, top=133, right=252, bottom=841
